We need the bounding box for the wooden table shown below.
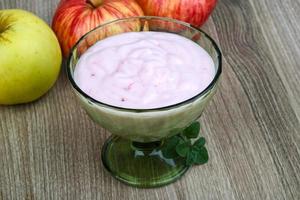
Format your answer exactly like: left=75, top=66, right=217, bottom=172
left=1, top=0, right=299, bottom=199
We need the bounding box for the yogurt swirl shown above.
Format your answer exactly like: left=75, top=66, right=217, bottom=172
left=74, top=32, right=215, bottom=109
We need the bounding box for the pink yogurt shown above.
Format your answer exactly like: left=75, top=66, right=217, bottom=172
left=74, top=32, right=215, bottom=109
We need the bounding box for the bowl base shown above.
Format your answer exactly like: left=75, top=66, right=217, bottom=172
left=101, top=135, right=190, bottom=188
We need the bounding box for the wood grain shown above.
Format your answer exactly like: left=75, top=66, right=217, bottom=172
left=0, top=0, right=299, bottom=199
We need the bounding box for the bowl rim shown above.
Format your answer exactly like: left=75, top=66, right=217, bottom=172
left=67, top=16, right=222, bottom=112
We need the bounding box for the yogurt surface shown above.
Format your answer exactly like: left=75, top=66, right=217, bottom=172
left=74, top=31, right=215, bottom=109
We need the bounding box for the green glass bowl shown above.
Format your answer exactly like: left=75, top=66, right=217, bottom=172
left=67, top=16, right=222, bottom=188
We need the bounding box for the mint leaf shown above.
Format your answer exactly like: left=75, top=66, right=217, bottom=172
left=186, top=151, right=195, bottom=166
left=181, top=137, right=209, bottom=165
left=183, top=121, right=200, bottom=138
left=193, top=146, right=209, bottom=165
left=161, top=136, right=181, bottom=158
left=176, top=140, right=191, bottom=157
left=191, top=138, right=208, bottom=165
left=193, top=137, right=206, bottom=149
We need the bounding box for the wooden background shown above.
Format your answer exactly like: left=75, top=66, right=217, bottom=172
left=1, top=0, right=299, bottom=199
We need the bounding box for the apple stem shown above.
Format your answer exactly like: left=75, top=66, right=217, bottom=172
left=87, top=0, right=103, bottom=7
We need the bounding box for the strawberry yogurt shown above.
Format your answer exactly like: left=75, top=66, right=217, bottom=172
left=74, top=31, right=215, bottom=109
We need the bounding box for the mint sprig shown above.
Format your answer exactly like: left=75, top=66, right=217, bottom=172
left=162, top=121, right=209, bottom=166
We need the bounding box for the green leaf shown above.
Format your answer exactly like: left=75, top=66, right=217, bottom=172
left=183, top=122, right=200, bottom=139
left=193, top=147, right=209, bottom=165
left=186, top=151, right=195, bottom=166
left=193, top=137, right=206, bottom=149
left=161, top=136, right=181, bottom=158
left=176, top=140, right=191, bottom=157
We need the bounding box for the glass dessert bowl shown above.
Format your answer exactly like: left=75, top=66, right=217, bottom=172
left=67, top=16, right=222, bottom=188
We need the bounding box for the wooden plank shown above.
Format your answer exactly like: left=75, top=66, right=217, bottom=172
left=211, top=0, right=300, bottom=199
left=247, top=0, right=300, bottom=121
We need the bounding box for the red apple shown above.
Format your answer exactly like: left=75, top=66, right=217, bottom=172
left=136, top=0, right=217, bottom=27
left=52, top=0, right=144, bottom=57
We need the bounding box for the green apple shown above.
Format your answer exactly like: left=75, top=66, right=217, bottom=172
left=0, top=9, right=62, bottom=105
